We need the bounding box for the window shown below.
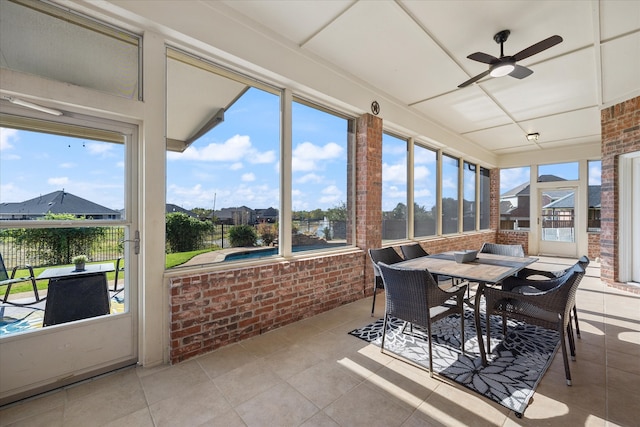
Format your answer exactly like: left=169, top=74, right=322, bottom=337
left=479, top=167, right=490, bottom=229
left=0, top=0, right=141, bottom=100
left=588, top=160, right=601, bottom=232
left=291, top=99, right=353, bottom=252
left=166, top=49, right=280, bottom=264
left=538, top=162, right=579, bottom=182
left=0, top=113, right=131, bottom=337
left=500, top=167, right=531, bottom=230
left=463, top=161, right=476, bottom=232
left=414, top=144, right=437, bottom=238
left=382, top=133, right=407, bottom=241
left=442, top=154, right=459, bottom=234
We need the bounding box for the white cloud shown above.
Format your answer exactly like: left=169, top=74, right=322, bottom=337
left=86, top=142, right=114, bottom=157
left=48, top=177, right=69, bottom=186
left=230, top=162, right=243, bottom=170
left=241, top=172, right=255, bottom=182
left=319, top=184, right=342, bottom=204
left=0, top=128, right=18, bottom=151
left=414, top=165, right=431, bottom=181
left=296, top=173, right=323, bottom=184
left=383, top=162, right=406, bottom=184
left=170, top=134, right=276, bottom=164
left=385, top=185, right=406, bottom=199
left=292, top=141, right=343, bottom=172
left=500, top=167, right=529, bottom=191
left=59, top=162, right=76, bottom=169
left=589, top=164, right=601, bottom=185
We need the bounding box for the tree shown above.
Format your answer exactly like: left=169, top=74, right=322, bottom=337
left=7, top=213, right=106, bottom=265
left=257, top=222, right=278, bottom=246
left=166, top=212, right=213, bottom=253
left=326, top=201, right=347, bottom=221
left=228, top=225, right=258, bottom=247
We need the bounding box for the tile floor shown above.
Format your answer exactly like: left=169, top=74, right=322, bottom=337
left=1, top=257, right=639, bottom=426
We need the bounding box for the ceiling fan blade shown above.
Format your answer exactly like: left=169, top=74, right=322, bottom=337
left=458, top=69, right=491, bottom=88
left=513, top=35, right=563, bottom=61
left=509, top=65, right=533, bottom=79
left=467, top=52, right=499, bottom=64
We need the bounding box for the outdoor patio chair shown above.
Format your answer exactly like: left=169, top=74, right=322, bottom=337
left=502, top=256, right=589, bottom=337
left=378, top=262, right=467, bottom=376
left=368, top=247, right=403, bottom=316
left=478, top=264, right=585, bottom=385
left=112, top=257, right=125, bottom=296
left=479, top=242, right=525, bottom=257
left=0, top=253, right=41, bottom=307
left=400, top=243, right=457, bottom=287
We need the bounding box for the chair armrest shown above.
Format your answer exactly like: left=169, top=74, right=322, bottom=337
left=483, top=281, right=566, bottom=314
left=514, top=267, right=559, bottom=279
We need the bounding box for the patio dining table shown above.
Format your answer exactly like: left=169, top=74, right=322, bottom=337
left=395, top=251, right=538, bottom=362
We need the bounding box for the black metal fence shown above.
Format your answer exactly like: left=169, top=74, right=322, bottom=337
left=0, top=226, right=125, bottom=270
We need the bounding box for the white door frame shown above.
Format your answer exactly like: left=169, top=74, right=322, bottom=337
left=619, top=151, right=640, bottom=283
left=536, top=184, right=580, bottom=258
left=0, top=108, right=139, bottom=405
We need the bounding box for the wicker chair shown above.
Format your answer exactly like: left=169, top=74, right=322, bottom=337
left=502, top=256, right=589, bottom=337
left=368, top=247, right=404, bottom=316
left=479, top=242, right=525, bottom=257
left=478, top=264, right=585, bottom=385
left=1, top=252, right=41, bottom=306
left=378, top=262, right=467, bottom=376
left=400, top=243, right=455, bottom=287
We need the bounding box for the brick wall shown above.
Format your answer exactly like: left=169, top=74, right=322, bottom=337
left=588, top=233, right=601, bottom=261
left=496, top=231, right=529, bottom=254
left=169, top=251, right=365, bottom=363
left=600, top=96, right=640, bottom=288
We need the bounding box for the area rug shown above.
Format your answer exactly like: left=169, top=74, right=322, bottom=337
left=348, top=306, right=560, bottom=416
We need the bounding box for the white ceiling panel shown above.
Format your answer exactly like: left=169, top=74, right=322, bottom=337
left=303, top=1, right=467, bottom=103
left=220, top=0, right=355, bottom=45
left=464, top=123, right=533, bottom=152
left=483, top=48, right=598, bottom=121
left=519, top=107, right=601, bottom=144
left=600, top=0, right=640, bottom=40
left=601, top=33, right=640, bottom=104
left=412, top=86, right=511, bottom=134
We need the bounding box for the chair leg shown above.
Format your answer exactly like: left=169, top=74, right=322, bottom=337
left=427, top=320, right=434, bottom=377
left=567, top=322, right=576, bottom=361
left=380, top=315, right=388, bottom=352
left=371, top=285, right=378, bottom=317
left=559, top=326, right=572, bottom=386
left=573, top=305, right=581, bottom=338
left=460, top=306, right=465, bottom=355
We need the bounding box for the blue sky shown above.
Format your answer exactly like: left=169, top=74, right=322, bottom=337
left=0, top=88, right=600, bottom=213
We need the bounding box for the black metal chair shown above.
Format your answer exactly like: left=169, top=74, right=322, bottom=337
left=378, top=262, right=467, bottom=376
left=0, top=253, right=41, bottom=306
left=367, top=247, right=403, bottom=316
left=502, top=256, right=589, bottom=337
left=479, top=242, right=525, bottom=257
left=112, top=257, right=125, bottom=297
left=478, top=264, right=585, bottom=385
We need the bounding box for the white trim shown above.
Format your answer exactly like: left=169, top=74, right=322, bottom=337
left=619, top=151, right=640, bottom=283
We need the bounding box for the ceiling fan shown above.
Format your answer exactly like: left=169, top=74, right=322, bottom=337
left=458, top=30, right=562, bottom=88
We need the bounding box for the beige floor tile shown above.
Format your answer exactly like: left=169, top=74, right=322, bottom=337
left=140, top=360, right=210, bottom=405
left=149, top=380, right=233, bottom=427
left=324, top=382, right=414, bottom=427
left=65, top=365, right=139, bottom=402
left=0, top=391, right=65, bottom=427
left=299, top=411, right=341, bottom=427
left=102, top=407, right=154, bottom=427
left=287, top=359, right=362, bottom=409
left=235, top=382, right=318, bottom=427
left=213, top=359, right=283, bottom=407
left=195, top=342, right=259, bottom=379
left=196, top=408, right=246, bottom=427
left=606, top=348, right=640, bottom=376
left=239, top=329, right=294, bottom=358
left=263, top=343, right=326, bottom=380
left=62, top=379, right=148, bottom=427
left=3, top=406, right=64, bottom=427
left=606, top=385, right=640, bottom=427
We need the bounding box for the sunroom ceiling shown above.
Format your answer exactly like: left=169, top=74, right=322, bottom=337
left=217, top=0, right=639, bottom=155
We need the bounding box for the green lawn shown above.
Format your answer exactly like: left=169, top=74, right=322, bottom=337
left=2, top=248, right=215, bottom=296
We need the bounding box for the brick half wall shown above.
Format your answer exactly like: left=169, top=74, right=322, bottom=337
left=169, top=250, right=365, bottom=363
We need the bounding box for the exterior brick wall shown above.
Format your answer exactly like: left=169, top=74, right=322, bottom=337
left=588, top=232, right=601, bottom=261
left=169, top=251, right=365, bottom=363
left=496, top=231, right=529, bottom=254
left=600, top=96, right=640, bottom=290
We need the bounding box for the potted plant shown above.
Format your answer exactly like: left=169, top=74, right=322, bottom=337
left=72, top=254, right=88, bottom=271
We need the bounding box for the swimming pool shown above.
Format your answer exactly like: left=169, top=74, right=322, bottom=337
left=223, top=244, right=347, bottom=261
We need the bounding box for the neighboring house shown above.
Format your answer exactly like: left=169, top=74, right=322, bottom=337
left=166, top=204, right=198, bottom=218
left=216, top=206, right=254, bottom=225
left=500, top=176, right=601, bottom=231
left=0, top=190, right=121, bottom=220
left=254, top=207, right=278, bottom=223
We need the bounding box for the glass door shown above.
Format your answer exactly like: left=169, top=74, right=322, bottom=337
left=538, top=186, right=579, bottom=257
left=0, top=108, right=138, bottom=405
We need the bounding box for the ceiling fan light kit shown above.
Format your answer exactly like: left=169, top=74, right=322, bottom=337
left=458, top=29, right=563, bottom=88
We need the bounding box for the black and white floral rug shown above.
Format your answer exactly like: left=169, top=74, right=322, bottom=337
left=348, top=306, right=560, bottom=416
